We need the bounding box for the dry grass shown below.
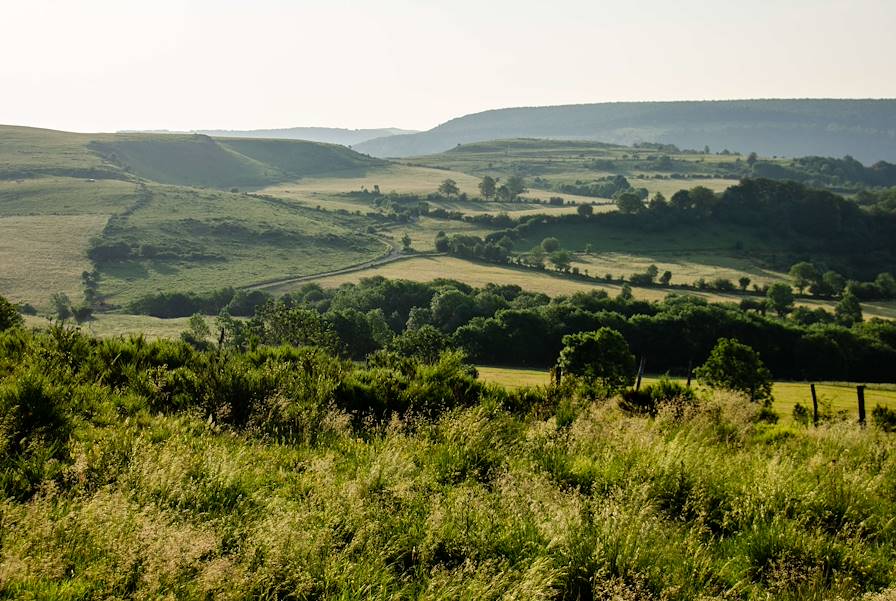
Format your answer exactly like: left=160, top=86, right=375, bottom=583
left=0, top=214, right=108, bottom=308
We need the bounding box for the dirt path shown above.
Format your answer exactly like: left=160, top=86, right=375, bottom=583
left=244, top=236, right=441, bottom=292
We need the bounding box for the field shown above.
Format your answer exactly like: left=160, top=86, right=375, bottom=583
left=4, top=329, right=896, bottom=599
left=94, top=184, right=387, bottom=306
left=0, top=214, right=108, bottom=308
left=477, top=366, right=896, bottom=423
left=23, top=313, right=193, bottom=340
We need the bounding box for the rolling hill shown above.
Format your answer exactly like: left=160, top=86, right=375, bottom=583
left=193, top=126, right=418, bottom=146
left=0, top=125, right=385, bottom=188
left=354, top=99, right=896, bottom=163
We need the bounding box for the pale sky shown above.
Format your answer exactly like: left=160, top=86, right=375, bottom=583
left=3, top=0, right=895, bottom=133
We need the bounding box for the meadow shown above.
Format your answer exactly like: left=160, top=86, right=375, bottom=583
left=477, top=366, right=896, bottom=423
left=3, top=326, right=896, bottom=599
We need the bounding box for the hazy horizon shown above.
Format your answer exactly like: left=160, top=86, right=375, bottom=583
left=4, top=0, right=895, bottom=133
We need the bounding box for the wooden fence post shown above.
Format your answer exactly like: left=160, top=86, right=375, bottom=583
left=810, top=383, right=819, bottom=426
left=686, top=359, right=693, bottom=388
left=635, top=356, right=645, bottom=391
left=857, top=385, right=866, bottom=426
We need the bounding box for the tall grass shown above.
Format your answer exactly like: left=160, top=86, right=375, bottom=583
left=1, top=326, right=895, bottom=599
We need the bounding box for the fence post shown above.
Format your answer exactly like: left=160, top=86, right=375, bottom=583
left=686, top=359, right=693, bottom=388
left=857, top=385, right=866, bottom=426
left=810, top=383, right=818, bottom=426
left=635, top=356, right=645, bottom=391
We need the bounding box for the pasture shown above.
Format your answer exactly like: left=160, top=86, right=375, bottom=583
left=477, top=366, right=896, bottom=423
left=0, top=214, right=108, bottom=308
left=94, top=184, right=387, bottom=306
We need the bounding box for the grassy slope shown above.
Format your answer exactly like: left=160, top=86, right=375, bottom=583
left=95, top=184, right=387, bottom=306
left=0, top=127, right=392, bottom=307
left=4, top=370, right=896, bottom=598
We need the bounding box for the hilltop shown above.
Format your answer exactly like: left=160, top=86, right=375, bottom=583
left=193, top=126, right=418, bottom=146
left=354, top=99, right=896, bottom=163
left=0, top=125, right=384, bottom=188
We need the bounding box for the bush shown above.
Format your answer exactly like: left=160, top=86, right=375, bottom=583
left=872, top=404, right=896, bottom=432
left=619, top=377, right=696, bottom=416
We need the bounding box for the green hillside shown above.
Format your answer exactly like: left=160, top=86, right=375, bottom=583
left=354, top=99, right=896, bottom=162
left=0, top=125, right=384, bottom=189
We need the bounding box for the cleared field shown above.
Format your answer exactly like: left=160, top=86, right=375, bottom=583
left=258, top=164, right=605, bottom=206
left=272, top=255, right=631, bottom=297
left=23, top=313, right=193, bottom=340
left=627, top=177, right=739, bottom=197
left=477, top=366, right=896, bottom=423
left=575, top=251, right=789, bottom=288
left=0, top=177, right=138, bottom=216
left=282, top=254, right=896, bottom=319
left=95, top=185, right=388, bottom=306
left=0, top=213, right=108, bottom=308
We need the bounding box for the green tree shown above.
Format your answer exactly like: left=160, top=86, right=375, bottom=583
left=50, top=292, right=72, bottom=322
left=738, top=276, right=751, bottom=291
left=386, top=324, right=448, bottom=363
left=695, top=338, right=773, bottom=404
left=875, top=272, right=896, bottom=298
left=766, top=283, right=794, bottom=317
left=645, top=264, right=659, bottom=282
left=659, top=270, right=672, bottom=286
left=401, top=233, right=413, bottom=251
left=835, top=291, right=863, bottom=325
left=505, top=175, right=527, bottom=199
left=541, top=237, right=560, bottom=253
left=549, top=250, right=572, bottom=271
left=478, top=176, right=496, bottom=199
left=747, top=152, right=758, bottom=168
left=0, top=294, right=23, bottom=331
left=616, top=192, right=644, bottom=214
left=557, top=327, right=635, bottom=391
left=577, top=203, right=593, bottom=217
left=822, top=271, right=846, bottom=296
left=438, top=179, right=460, bottom=198
left=788, top=262, right=818, bottom=294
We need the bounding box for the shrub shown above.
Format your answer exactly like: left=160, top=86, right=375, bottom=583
left=619, top=377, right=696, bottom=416
left=872, top=404, right=896, bottom=432
left=695, top=338, right=773, bottom=405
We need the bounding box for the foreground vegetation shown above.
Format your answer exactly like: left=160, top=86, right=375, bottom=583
left=1, top=319, right=896, bottom=599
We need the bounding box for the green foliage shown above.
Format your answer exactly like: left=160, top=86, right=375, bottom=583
left=478, top=175, right=496, bottom=199
left=438, top=178, right=460, bottom=197
left=696, top=338, right=773, bottom=405
left=1, top=326, right=896, bottom=598
left=835, top=291, right=863, bottom=325
left=872, top=404, right=896, bottom=432
left=557, top=327, right=635, bottom=392
left=766, top=283, right=794, bottom=317
left=0, top=295, right=23, bottom=331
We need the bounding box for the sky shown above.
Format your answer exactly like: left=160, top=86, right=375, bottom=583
left=3, top=0, right=895, bottom=133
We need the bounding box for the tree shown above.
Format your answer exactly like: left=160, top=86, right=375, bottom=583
left=401, top=233, right=413, bottom=251
left=738, top=276, right=751, bottom=291
left=478, top=176, right=496, bottom=199
left=557, top=327, right=635, bottom=391
left=438, top=179, right=460, bottom=198
left=50, top=292, right=72, bottom=321
left=875, top=272, right=896, bottom=298
left=822, top=271, right=846, bottom=296
left=695, top=338, right=773, bottom=405
left=505, top=175, right=527, bottom=199
left=835, top=291, right=863, bottom=325
left=541, top=237, right=560, bottom=253
left=645, top=264, right=659, bottom=281
left=577, top=203, right=593, bottom=217
left=659, top=271, right=672, bottom=286
left=747, top=152, right=758, bottom=168
left=549, top=250, right=572, bottom=271
left=386, top=324, right=448, bottom=363
left=766, top=283, right=794, bottom=317
left=616, top=192, right=644, bottom=214
left=788, top=262, right=818, bottom=294
left=0, top=294, right=23, bottom=331
left=648, top=192, right=668, bottom=211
